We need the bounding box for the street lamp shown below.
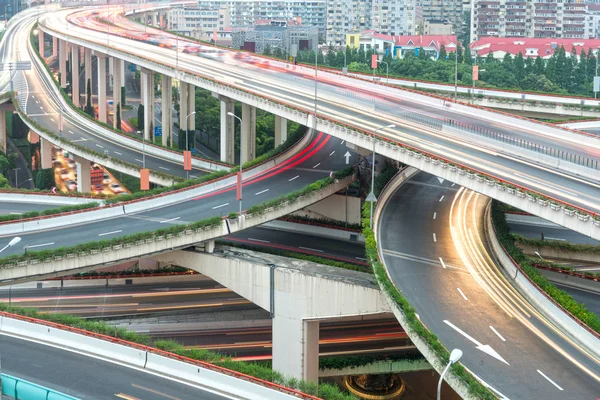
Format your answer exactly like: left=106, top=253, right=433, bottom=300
left=368, top=123, right=396, bottom=229
left=377, top=59, right=389, bottom=83
left=227, top=111, right=243, bottom=214
left=0, top=237, right=21, bottom=254
left=185, top=111, right=196, bottom=151
left=454, top=42, right=459, bottom=101
left=12, top=168, right=19, bottom=188
left=137, top=130, right=145, bottom=168
left=437, top=349, right=463, bottom=400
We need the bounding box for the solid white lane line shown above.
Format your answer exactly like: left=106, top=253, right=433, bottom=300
left=28, top=242, right=55, bottom=248
left=439, top=195, right=445, bottom=202
left=50, top=118, right=54, bottom=122
left=212, top=203, right=229, bottom=209
left=433, top=212, right=437, bottom=220
left=98, top=230, right=122, bottom=237
left=135, top=159, right=144, bottom=163
left=248, top=238, right=270, bottom=243
left=489, top=326, right=506, bottom=342
left=457, top=288, right=468, bottom=301
left=255, top=189, right=269, bottom=195
left=439, top=257, right=446, bottom=269
left=433, top=233, right=437, bottom=242
left=537, top=370, right=563, bottom=391
left=451, top=183, right=456, bottom=187
left=68, top=130, right=74, bottom=134
left=312, top=163, right=321, bottom=169
left=114, top=151, right=122, bottom=155
left=545, top=237, right=566, bottom=241
left=159, top=166, right=170, bottom=171
left=289, top=175, right=299, bottom=181
left=160, top=217, right=180, bottom=223
left=9, top=212, right=22, bottom=215
left=299, top=246, right=324, bottom=253
left=329, top=151, right=335, bottom=156
left=340, top=140, right=345, bottom=145
left=514, top=172, right=578, bottom=197
left=96, top=144, right=104, bottom=149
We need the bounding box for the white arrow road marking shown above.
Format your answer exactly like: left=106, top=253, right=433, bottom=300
left=443, top=320, right=509, bottom=365
left=344, top=151, right=351, bottom=164
left=437, top=177, right=444, bottom=184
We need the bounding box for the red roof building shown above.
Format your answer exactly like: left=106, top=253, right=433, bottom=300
left=470, top=37, right=600, bottom=60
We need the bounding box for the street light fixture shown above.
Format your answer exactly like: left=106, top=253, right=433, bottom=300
left=0, top=237, right=21, bottom=254
left=12, top=168, right=19, bottom=188
left=377, top=59, right=389, bottom=83
left=227, top=111, right=243, bottom=214
left=185, top=111, right=196, bottom=151
left=368, top=123, right=396, bottom=229
left=137, top=130, right=145, bottom=168
left=437, top=348, right=463, bottom=400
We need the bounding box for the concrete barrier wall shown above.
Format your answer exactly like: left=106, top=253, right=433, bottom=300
left=0, top=193, right=96, bottom=205
left=518, top=243, right=600, bottom=264
left=537, top=268, right=600, bottom=295
left=262, top=220, right=364, bottom=243
left=485, top=211, right=600, bottom=361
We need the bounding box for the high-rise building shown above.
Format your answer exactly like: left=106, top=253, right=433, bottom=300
left=471, top=0, right=591, bottom=41
left=419, top=0, right=463, bottom=31
left=326, top=0, right=372, bottom=44
left=167, top=4, right=231, bottom=38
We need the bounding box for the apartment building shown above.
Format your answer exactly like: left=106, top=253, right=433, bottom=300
left=471, top=0, right=592, bottom=41
left=419, top=0, right=462, bottom=31
left=370, top=0, right=417, bottom=38
left=326, top=0, right=371, bottom=44
left=168, top=4, right=231, bottom=38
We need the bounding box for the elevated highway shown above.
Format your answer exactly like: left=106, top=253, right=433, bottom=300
left=31, top=5, right=600, bottom=241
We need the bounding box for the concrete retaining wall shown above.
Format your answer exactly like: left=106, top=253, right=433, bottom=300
left=485, top=209, right=600, bottom=361
left=537, top=268, right=600, bottom=295
left=0, top=193, right=96, bottom=205
left=518, top=243, right=600, bottom=264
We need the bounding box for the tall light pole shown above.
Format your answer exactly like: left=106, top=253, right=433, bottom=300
left=137, top=130, right=145, bottom=168
left=437, top=349, right=463, bottom=400
left=185, top=111, right=196, bottom=180
left=454, top=42, right=459, bottom=101
left=368, top=123, right=396, bottom=229
left=595, top=47, right=599, bottom=99
left=0, top=237, right=21, bottom=254
left=314, top=47, right=318, bottom=130
left=227, top=111, right=243, bottom=214
left=377, top=59, right=389, bottom=83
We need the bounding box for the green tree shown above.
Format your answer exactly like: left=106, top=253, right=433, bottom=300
left=456, top=44, right=463, bottom=63
left=438, top=44, right=447, bottom=60
left=263, top=44, right=272, bottom=56
left=116, top=102, right=122, bottom=130
left=0, top=153, right=9, bottom=176
left=273, top=46, right=283, bottom=59
left=534, top=56, right=545, bottom=75
left=137, top=103, right=145, bottom=131
left=514, top=52, right=525, bottom=85
left=85, top=78, right=94, bottom=117
left=457, top=10, right=471, bottom=48
left=524, top=57, right=534, bottom=75
left=587, top=48, right=597, bottom=82
left=33, top=168, right=54, bottom=190
left=0, top=174, right=9, bottom=189
left=121, top=86, right=126, bottom=107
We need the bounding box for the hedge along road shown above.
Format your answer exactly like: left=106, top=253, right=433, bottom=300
left=11, top=12, right=221, bottom=180
left=377, top=171, right=600, bottom=400
left=0, top=133, right=354, bottom=257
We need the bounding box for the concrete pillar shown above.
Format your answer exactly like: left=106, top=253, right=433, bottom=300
left=272, top=317, right=319, bottom=382
left=40, top=137, right=53, bottom=169
left=140, top=69, right=146, bottom=107
left=38, top=30, right=44, bottom=57
left=97, top=54, right=107, bottom=123
left=151, top=13, right=158, bottom=26
left=274, top=115, right=287, bottom=147
left=142, top=69, right=155, bottom=141
left=73, top=155, right=91, bottom=193
left=52, top=36, right=57, bottom=58
left=84, top=48, right=92, bottom=99
left=59, top=39, right=67, bottom=88
left=205, top=240, right=215, bottom=253
left=220, top=98, right=235, bottom=163
left=187, top=85, right=195, bottom=132
left=120, top=60, right=125, bottom=87
left=241, top=103, right=256, bottom=163
left=0, top=112, right=5, bottom=154
left=112, top=58, right=122, bottom=129
left=161, top=75, right=172, bottom=146
left=179, top=82, right=188, bottom=132
left=71, top=45, right=80, bottom=107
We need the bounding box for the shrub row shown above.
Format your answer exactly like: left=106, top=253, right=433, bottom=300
left=71, top=265, right=189, bottom=278
left=0, top=303, right=355, bottom=400
left=319, top=352, right=426, bottom=371
left=0, top=202, right=99, bottom=223
left=514, top=235, right=600, bottom=255
left=278, top=215, right=362, bottom=232
left=216, top=240, right=370, bottom=273
left=491, top=201, right=600, bottom=334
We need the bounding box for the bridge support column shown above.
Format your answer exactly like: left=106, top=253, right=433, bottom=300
left=38, top=30, right=44, bottom=58
left=142, top=69, right=155, bottom=141
left=112, top=58, right=122, bottom=129
left=274, top=115, right=287, bottom=147
left=52, top=36, right=57, bottom=58
left=59, top=39, right=67, bottom=88
left=179, top=82, right=189, bottom=148
left=151, top=13, right=158, bottom=26
left=71, top=45, right=80, bottom=107
left=97, top=54, right=107, bottom=123
left=184, top=84, right=195, bottom=150
left=219, top=97, right=235, bottom=163
left=40, top=137, right=53, bottom=169
left=84, top=48, right=92, bottom=101
left=0, top=112, right=5, bottom=153
left=73, top=155, right=91, bottom=193
left=273, top=317, right=319, bottom=383
left=241, top=104, right=256, bottom=163
left=161, top=75, right=172, bottom=146
left=205, top=240, right=215, bottom=253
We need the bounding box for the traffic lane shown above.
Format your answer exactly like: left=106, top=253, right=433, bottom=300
left=25, top=49, right=208, bottom=178
left=508, top=222, right=600, bottom=245
left=379, top=172, right=600, bottom=399
left=224, top=226, right=366, bottom=265
left=0, top=135, right=350, bottom=256
left=557, top=284, right=600, bottom=317
left=0, top=334, right=228, bottom=400
left=64, top=25, right=600, bottom=214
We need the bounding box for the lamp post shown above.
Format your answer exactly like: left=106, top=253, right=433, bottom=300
left=137, top=130, right=145, bottom=168
left=454, top=42, right=459, bottom=101
left=377, top=59, right=389, bottom=83
left=437, top=349, right=463, bottom=400
left=13, top=168, right=19, bottom=188
left=0, top=237, right=21, bottom=254
left=314, top=47, right=319, bottom=130
left=595, top=47, right=599, bottom=99
left=227, top=111, right=243, bottom=214
left=368, top=123, right=396, bottom=229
